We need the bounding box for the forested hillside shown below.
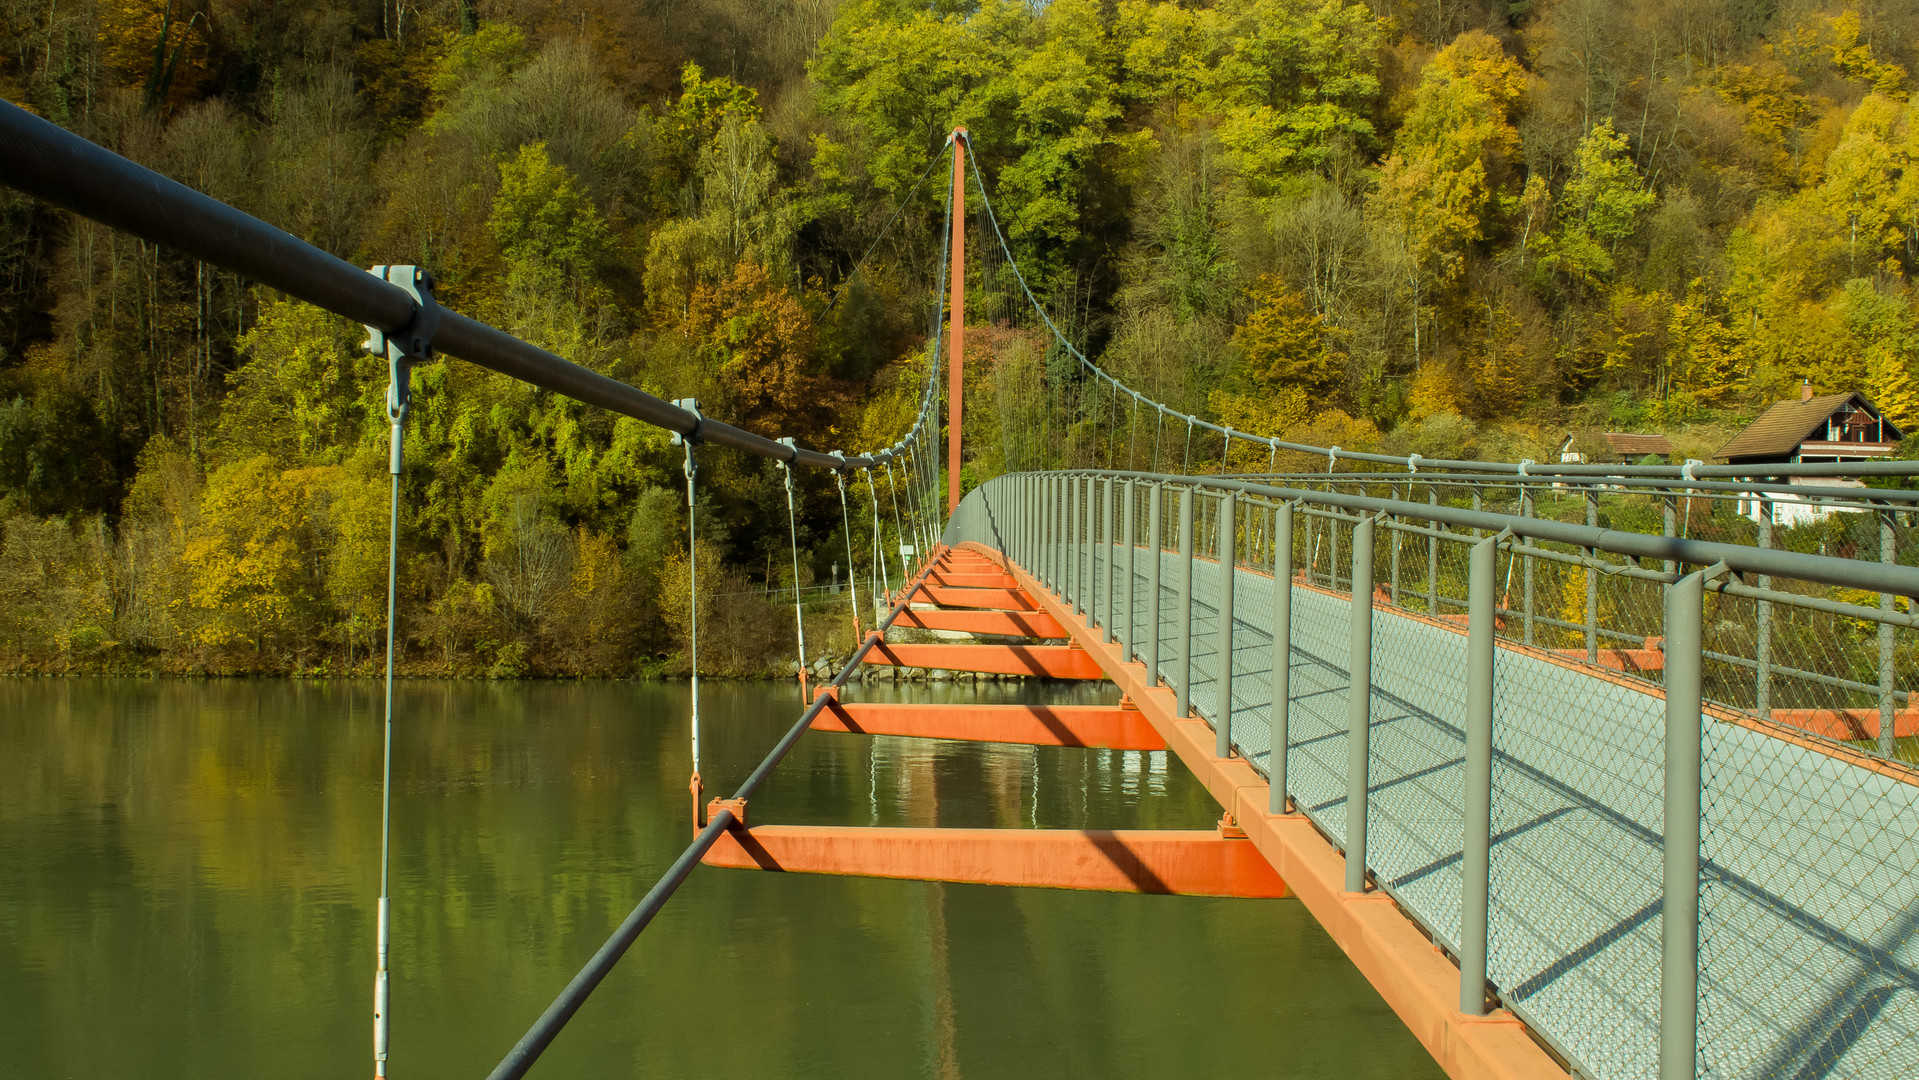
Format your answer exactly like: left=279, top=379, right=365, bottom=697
left=3, top=0, right=1918, bottom=675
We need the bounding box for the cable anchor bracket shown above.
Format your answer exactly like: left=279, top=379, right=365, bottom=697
left=670, top=398, right=703, bottom=449
left=363, top=265, right=439, bottom=422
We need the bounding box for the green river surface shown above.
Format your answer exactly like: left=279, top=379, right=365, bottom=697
left=2, top=678, right=1445, bottom=1079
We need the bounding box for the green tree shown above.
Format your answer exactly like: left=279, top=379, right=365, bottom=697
left=490, top=142, right=609, bottom=276
left=1541, top=120, right=1656, bottom=286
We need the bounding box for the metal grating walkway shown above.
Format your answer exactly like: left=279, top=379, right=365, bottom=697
left=1014, top=532, right=1919, bottom=1080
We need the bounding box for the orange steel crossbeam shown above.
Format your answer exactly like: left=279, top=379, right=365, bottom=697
left=905, top=584, right=1037, bottom=610
left=1770, top=708, right=1919, bottom=740
left=1545, top=648, right=1665, bottom=672
left=861, top=641, right=1106, bottom=680
left=813, top=701, right=1166, bottom=749
left=891, top=607, right=1069, bottom=637
left=925, top=570, right=1021, bottom=589
left=702, top=824, right=1285, bottom=898
left=964, top=540, right=1565, bottom=1080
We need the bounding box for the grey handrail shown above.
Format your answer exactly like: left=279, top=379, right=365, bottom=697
left=1043, top=468, right=1919, bottom=597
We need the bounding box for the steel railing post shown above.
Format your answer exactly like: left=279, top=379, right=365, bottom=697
left=1270, top=501, right=1294, bottom=814
left=1176, top=485, right=1196, bottom=717
left=1082, top=479, right=1097, bottom=621
left=1757, top=497, right=1773, bottom=722
left=1428, top=485, right=1440, bottom=616
left=1587, top=488, right=1600, bottom=664
left=1090, top=476, right=1101, bottom=629
left=1345, top=514, right=1375, bottom=894
left=1461, top=533, right=1497, bottom=1015
left=1045, top=476, right=1055, bottom=589
left=1216, top=490, right=1237, bottom=758
left=1329, top=492, right=1343, bottom=591
left=1521, top=484, right=1535, bottom=645
left=1053, top=475, right=1063, bottom=591
left=1103, top=477, right=1115, bottom=643
left=1085, top=476, right=1096, bottom=623
left=1122, top=479, right=1136, bottom=659
left=1661, top=567, right=1704, bottom=1080
left=1390, top=485, right=1402, bottom=606
left=1148, top=482, right=1163, bottom=685
left=1881, top=508, right=1897, bottom=759
left=1068, top=476, right=1080, bottom=611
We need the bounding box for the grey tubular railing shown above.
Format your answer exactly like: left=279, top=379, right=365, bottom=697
left=961, top=469, right=1919, bottom=1080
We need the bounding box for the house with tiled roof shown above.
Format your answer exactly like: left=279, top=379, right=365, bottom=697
left=1716, top=384, right=1902, bottom=524
left=1717, top=386, right=1902, bottom=466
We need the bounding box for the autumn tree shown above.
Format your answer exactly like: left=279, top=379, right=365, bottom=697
left=1372, top=30, right=1528, bottom=365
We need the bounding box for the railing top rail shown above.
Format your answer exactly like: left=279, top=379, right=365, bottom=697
left=1037, top=469, right=1919, bottom=597
left=1231, top=469, right=1919, bottom=506
left=0, top=99, right=923, bottom=472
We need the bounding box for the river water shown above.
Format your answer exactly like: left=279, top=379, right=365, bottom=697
left=1, top=678, right=1443, bottom=1079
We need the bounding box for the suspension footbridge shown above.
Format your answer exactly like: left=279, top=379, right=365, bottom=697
left=6, top=106, right=1918, bottom=1080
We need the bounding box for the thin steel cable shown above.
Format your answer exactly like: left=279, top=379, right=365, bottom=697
left=836, top=472, right=863, bottom=635
left=885, top=461, right=910, bottom=582
left=814, top=147, right=946, bottom=325
left=682, top=442, right=702, bottom=804
left=373, top=404, right=404, bottom=1080
left=866, top=467, right=892, bottom=603
left=1128, top=395, right=1138, bottom=471
left=778, top=460, right=809, bottom=694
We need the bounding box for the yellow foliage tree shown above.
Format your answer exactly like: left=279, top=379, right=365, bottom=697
left=1232, top=275, right=1340, bottom=396
left=1864, top=343, right=1919, bottom=429
left=180, top=458, right=328, bottom=654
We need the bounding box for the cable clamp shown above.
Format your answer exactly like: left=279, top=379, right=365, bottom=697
left=777, top=437, right=798, bottom=488
left=363, top=265, right=439, bottom=420
left=1328, top=446, right=1340, bottom=472
left=1406, top=453, right=1421, bottom=474
left=1518, top=458, right=1533, bottom=477
left=670, top=398, right=703, bottom=448
left=1682, top=459, right=1703, bottom=483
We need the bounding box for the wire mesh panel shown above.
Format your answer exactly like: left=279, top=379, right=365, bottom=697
left=948, top=476, right=1919, bottom=1080
left=1700, top=709, right=1919, bottom=1080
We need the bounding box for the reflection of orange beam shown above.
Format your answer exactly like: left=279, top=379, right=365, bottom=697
left=817, top=702, right=1166, bottom=749
left=862, top=642, right=1105, bottom=679
left=909, top=585, right=1036, bottom=610
left=1771, top=709, right=1919, bottom=740
left=892, top=608, right=1068, bottom=637
left=702, top=825, right=1287, bottom=897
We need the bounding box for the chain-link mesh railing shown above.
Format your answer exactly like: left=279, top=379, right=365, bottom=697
left=947, top=470, right=1919, bottom=1080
